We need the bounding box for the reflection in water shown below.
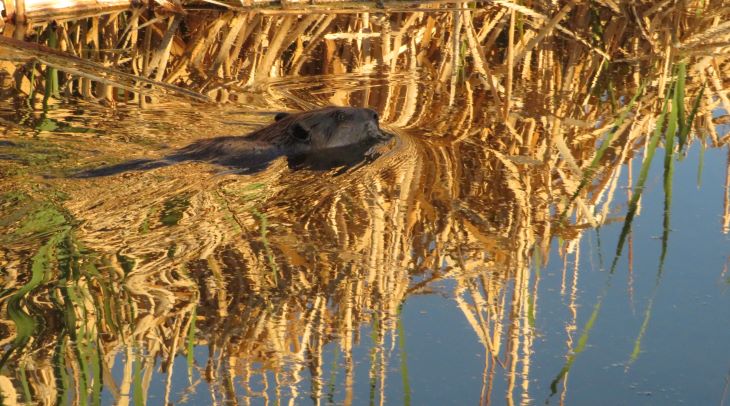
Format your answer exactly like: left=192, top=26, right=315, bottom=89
left=1, top=2, right=730, bottom=405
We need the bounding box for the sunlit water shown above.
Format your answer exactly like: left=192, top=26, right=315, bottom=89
left=2, top=12, right=730, bottom=406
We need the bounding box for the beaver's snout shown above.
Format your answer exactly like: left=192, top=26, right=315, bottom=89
left=374, top=129, right=395, bottom=141
left=360, top=109, right=391, bottom=141
left=367, top=123, right=392, bottom=141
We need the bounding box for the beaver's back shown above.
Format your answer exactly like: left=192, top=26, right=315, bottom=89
left=244, top=107, right=346, bottom=144
left=170, top=136, right=281, bottom=166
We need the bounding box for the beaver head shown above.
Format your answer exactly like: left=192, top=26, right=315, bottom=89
left=249, top=107, right=390, bottom=155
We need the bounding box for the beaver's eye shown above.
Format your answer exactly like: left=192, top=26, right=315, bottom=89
left=290, top=123, right=311, bottom=142
left=334, top=111, right=347, bottom=122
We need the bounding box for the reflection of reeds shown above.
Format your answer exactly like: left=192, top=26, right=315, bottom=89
left=2, top=1, right=730, bottom=404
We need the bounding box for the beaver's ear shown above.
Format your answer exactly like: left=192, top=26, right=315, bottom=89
left=290, top=123, right=311, bottom=142
left=275, top=112, right=290, bottom=121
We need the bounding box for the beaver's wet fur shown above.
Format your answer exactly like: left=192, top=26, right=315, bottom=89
left=74, top=106, right=392, bottom=177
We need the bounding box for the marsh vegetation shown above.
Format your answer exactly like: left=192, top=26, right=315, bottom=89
left=1, top=0, right=730, bottom=404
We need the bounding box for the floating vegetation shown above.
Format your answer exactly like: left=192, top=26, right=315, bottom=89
left=160, top=193, right=192, bottom=227
left=1, top=0, right=730, bottom=404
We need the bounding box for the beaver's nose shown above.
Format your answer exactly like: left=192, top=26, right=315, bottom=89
left=372, top=124, right=393, bottom=140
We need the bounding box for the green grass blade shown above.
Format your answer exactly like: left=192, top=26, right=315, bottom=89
left=563, top=81, right=646, bottom=218
left=397, top=306, right=411, bottom=406
left=368, top=315, right=380, bottom=406
left=187, top=307, right=197, bottom=382
left=44, top=26, right=60, bottom=102
left=680, top=86, right=705, bottom=151
left=90, top=343, right=103, bottom=406
left=326, top=346, right=340, bottom=404
left=549, top=279, right=610, bottom=396
left=100, top=284, right=121, bottom=336
left=698, top=140, right=706, bottom=188
left=1, top=231, right=65, bottom=367
left=528, top=248, right=541, bottom=328
left=625, top=92, right=678, bottom=368
left=609, top=91, right=670, bottom=274
left=659, top=85, right=678, bottom=277
left=133, top=350, right=145, bottom=406
left=626, top=295, right=655, bottom=367
left=675, top=63, right=686, bottom=139
left=27, top=62, right=38, bottom=108
left=57, top=234, right=97, bottom=406
left=54, top=335, right=70, bottom=406
left=19, top=365, right=32, bottom=403
left=252, top=208, right=279, bottom=285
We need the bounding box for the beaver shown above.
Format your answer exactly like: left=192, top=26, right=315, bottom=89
left=74, top=106, right=392, bottom=177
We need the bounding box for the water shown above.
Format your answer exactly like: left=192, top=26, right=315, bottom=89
left=2, top=7, right=730, bottom=406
